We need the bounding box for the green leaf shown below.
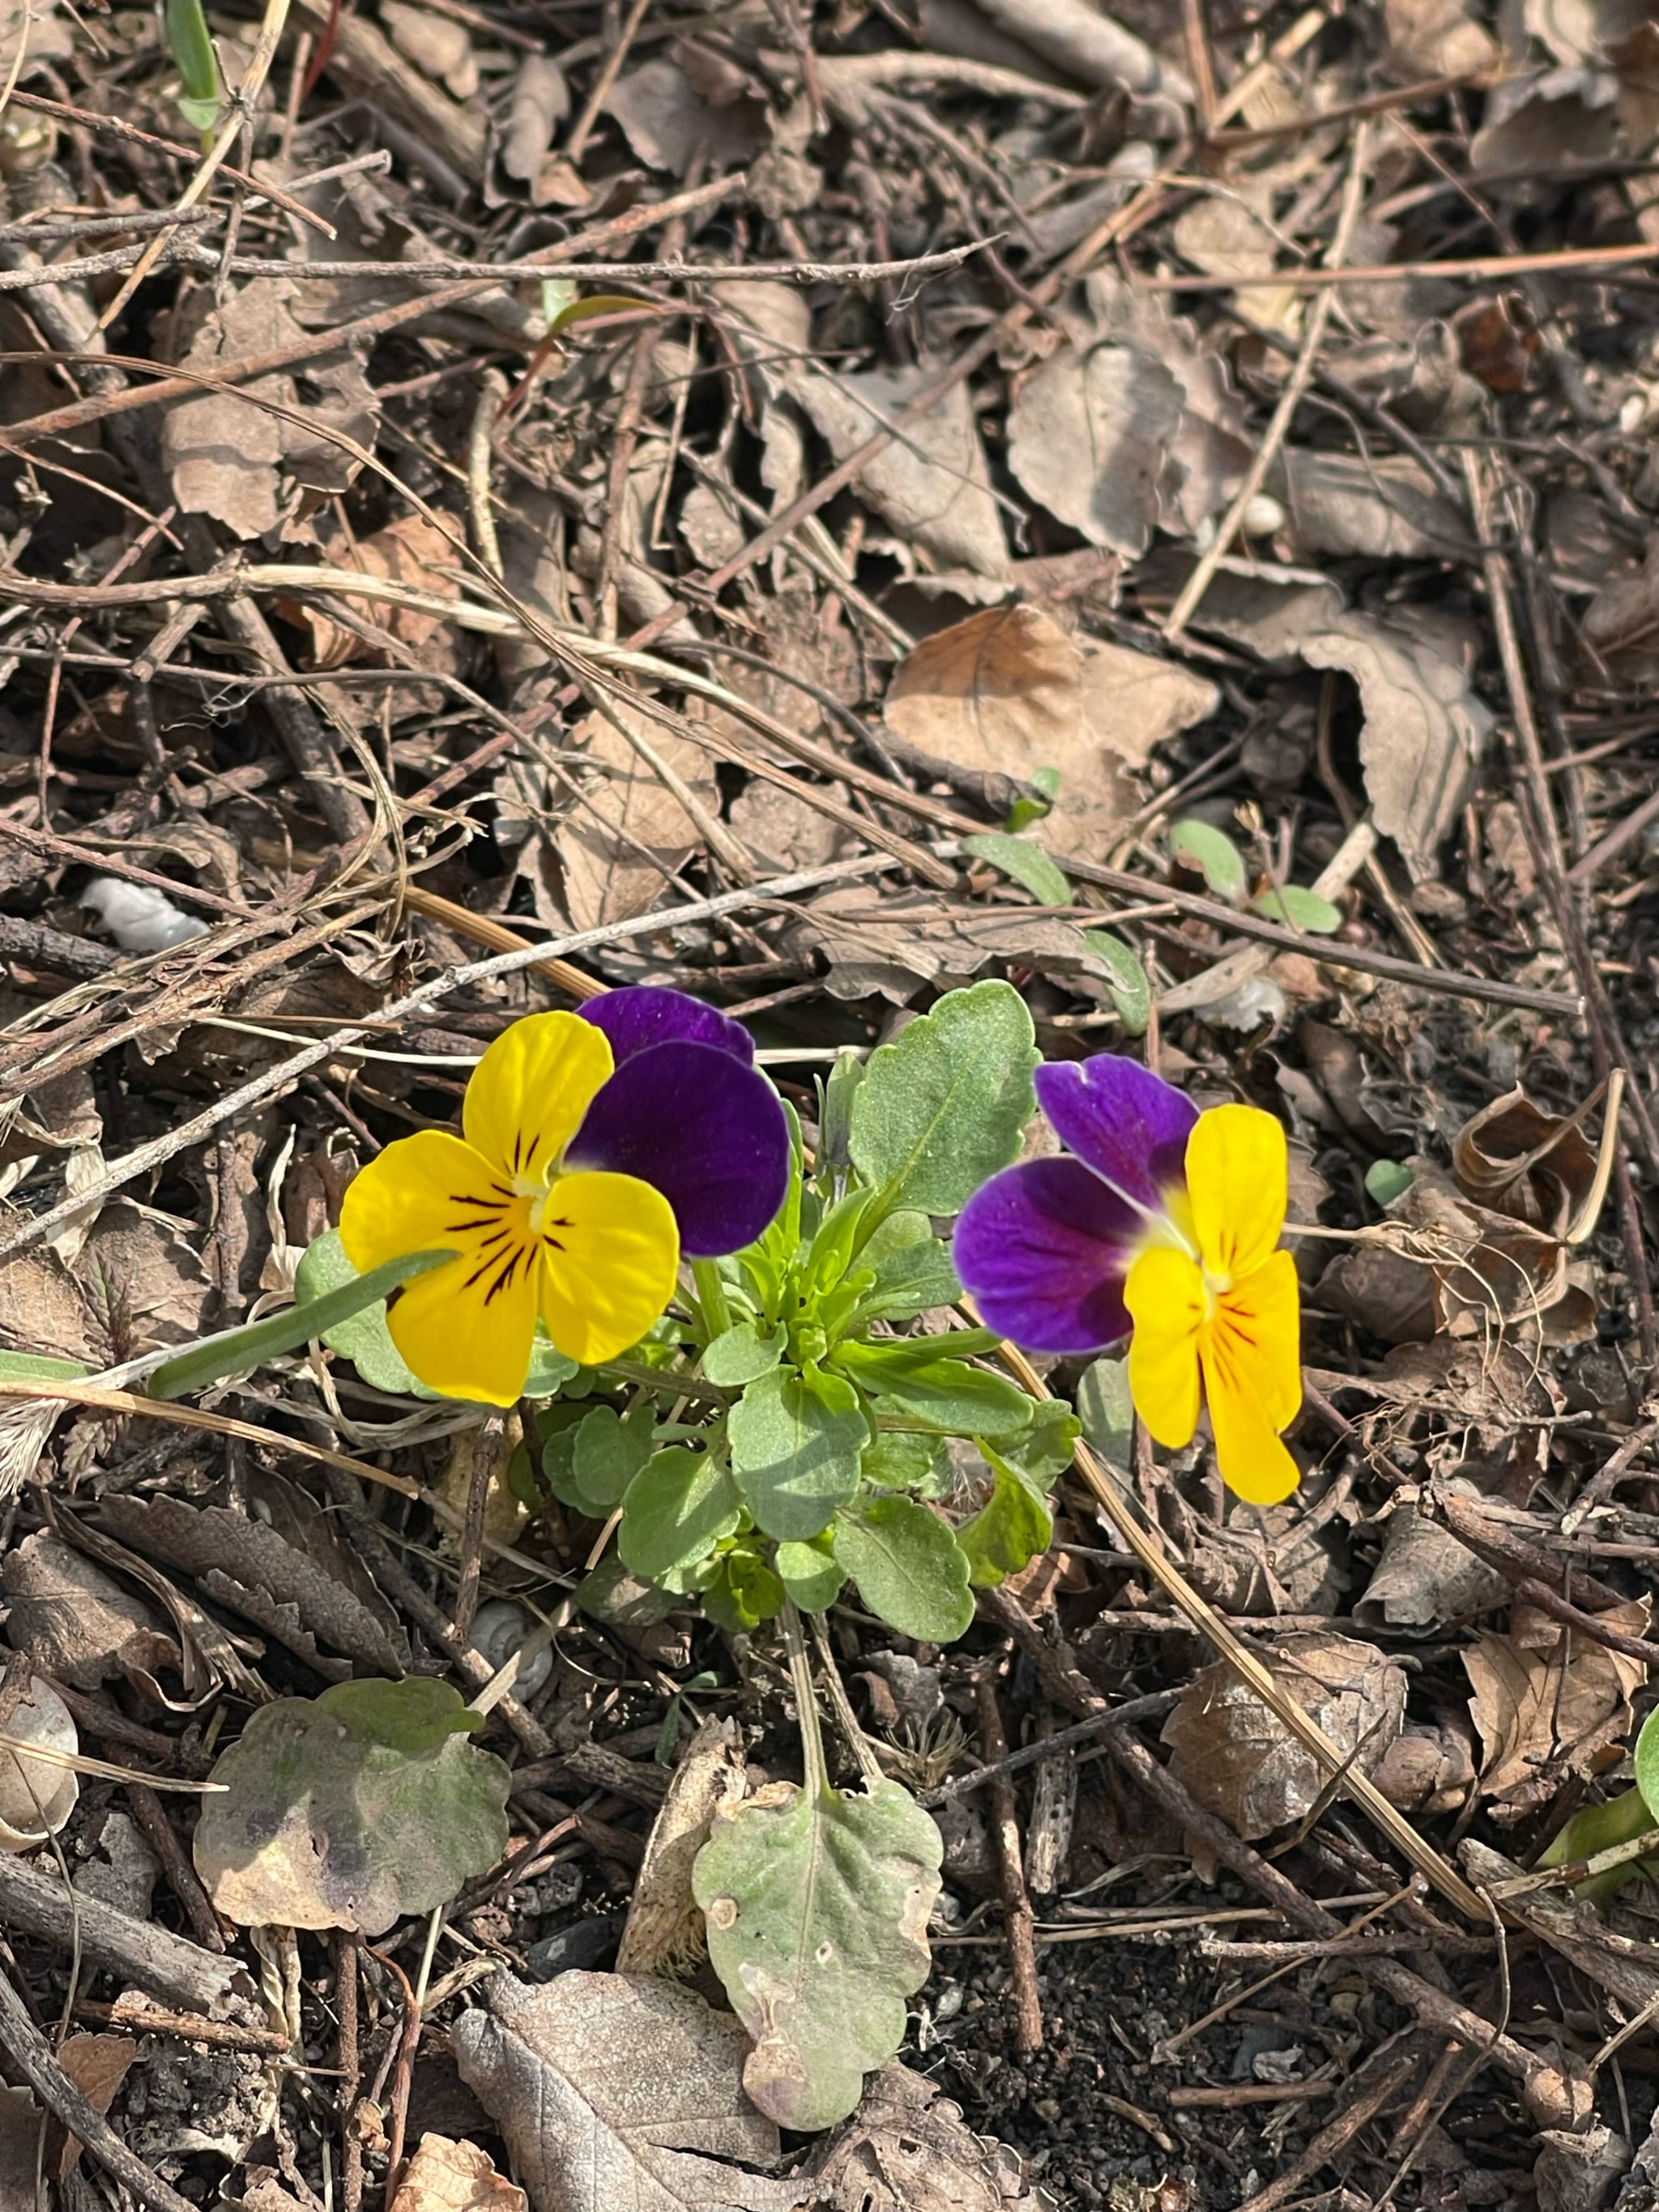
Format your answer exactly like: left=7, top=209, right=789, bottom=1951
left=164, top=0, right=220, bottom=106
left=1000, top=1396, right=1079, bottom=1483
left=525, top=1336, right=580, bottom=1396
left=702, top=1544, right=784, bottom=1633
left=727, top=1366, right=869, bottom=1541
left=1079, top=930, right=1152, bottom=1038
left=0, top=1348, right=89, bottom=1381
left=1006, top=764, right=1062, bottom=834
left=956, top=1448, right=1052, bottom=1589
left=1251, top=884, right=1342, bottom=933
left=1539, top=1782, right=1657, bottom=1906
left=775, top=1536, right=845, bottom=1612
left=191, top=1679, right=510, bottom=1937
left=1634, top=1705, right=1659, bottom=1825
left=571, top=1405, right=656, bottom=1511
left=859, top=1430, right=952, bottom=1497
left=848, top=980, right=1038, bottom=1219
left=1366, top=1159, right=1415, bottom=1208
left=150, top=1244, right=451, bottom=1402
left=1077, top=1356, right=1134, bottom=1462
left=548, top=290, right=655, bottom=336
left=703, top=1320, right=787, bottom=1389
left=693, top=1777, right=943, bottom=2129
left=836, top=1342, right=1034, bottom=1438
left=803, top=1186, right=876, bottom=1297
left=617, top=1447, right=743, bottom=1582
left=852, top=1235, right=962, bottom=1324
left=292, top=1228, right=437, bottom=1398
left=1170, top=818, right=1247, bottom=904
left=818, top=1049, right=866, bottom=1180
left=962, top=831, right=1073, bottom=908
left=832, top=1496, right=975, bottom=1642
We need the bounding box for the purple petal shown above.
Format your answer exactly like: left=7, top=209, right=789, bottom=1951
left=953, top=1159, right=1143, bottom=1355
left=565, top=1040, right=789, bottom=1257
left=578, top=987, right=754, bottom=1069
left=1034, top=1056, right=1197, bottom=1219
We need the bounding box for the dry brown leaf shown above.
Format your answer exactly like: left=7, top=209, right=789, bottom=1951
left=0, top=1665, right=78, bottom=1848
left=450, top=1971, right=813, bottom=2212
left=1278, top=451, right=1469, bottom=562
left=603, top=56, right=769, bottom=176
left=1355, top=1491, right=1509, bottom=1629
left=502, top=53, right=570, bottom=185
left=1170, top=189, right=1301, bottom=338
left=792, top=368, right=1009, bottom=581
left=73, top=1198, right=213, bottom=1351
left=616, top=1718, right=747, bottom=1977
left=162, top=280, right=378, bottom=540
left=1464, top=1598, right=1648, bottom=1806
left=284, top=515, right=462, bottom=673
left=556, top=704, right=723, bottom=933
left=803, top=2065, right=1057, bottom=2210
left=1526, top=0, right=1649, bottom=68
left=1320, top=1168, right=1594, bottom=1345
left=1383, top=0, right=1499, bottom=76
left=96, top=1492, right=410, bottom=1680
left=0, top=2086, right=44, bottom=2212
left=0, top=0, right=74, bottom=82
left=0, top=1532, right=178, bottom=1692
left=1373, top=1719, right=1478, bottom=1814
left=0, top=1249, right=96, bottom=1365
left=1082, top=274, right=1251, bottom=537
left=883, top=608, right=1215, bottom=861
left=1162, top=1634, right=1406, bottom=1839
left=1006, top=344, right=1182, bottom=557
left=381, top=1, right=477, bottom=97
left=51, top=2035, right=136, bottom=2180
left=1453, top=1087, right=1605, bottom=1236
left=390, top=2136, right=527, bottom=2212
left=791, top=885, right=1107, bottom=1004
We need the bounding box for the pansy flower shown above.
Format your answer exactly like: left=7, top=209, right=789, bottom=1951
left=339, top=988, right=790, bottom=1404
left=953, top=1056, right=1302, bottom=1505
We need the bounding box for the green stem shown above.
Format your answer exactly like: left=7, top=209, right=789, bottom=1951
left=780, top=1598, right=830, bottom=1802
left=691, top=1259, right=733, bottom=1341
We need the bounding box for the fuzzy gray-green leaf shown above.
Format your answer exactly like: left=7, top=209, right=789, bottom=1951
left=693, top=1778, right=942, bottom=2130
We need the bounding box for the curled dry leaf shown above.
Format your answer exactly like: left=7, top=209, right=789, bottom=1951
left=1195, top=576, right=1491, bottom=881
left=0, top=1532, right=178, bottom=1693
left=790, top=885, right=1117, bottom=1006
left=616, top=1716, right=748, bottom=1978
left=1383, top=0, right=1499, bottom=77
left=883, top=607, right=1215, bottom=862
left=1083, top=273, right=1251, bottom=537
left=1171, top=189, right=1300, bottom=339
left=0, top=1665, right=79, bottom=1851
left=792, top=368, right=1009, bottom=581
left=1355, top=1488, right=1510, bottom=1629
left=282, top=514, right=463, bottom=675
left=162, top=280, right=379, bottom=541
left=1373, top=1719, right=1479, bottom=1815
left=803, top=2064, right=1059, bottom=2211
left=97, top=1490, right=410, bottom=1679
left=1007, top=344, right=1182, bottom=557
left=1452, top=1086, right=1608, bottom=1239
left=1162, top=1633, right=1407, bottom=1840
left=450, top=1971, right=813, bottom=2212
left=603, top=57, right=770, bottom=177
left=1465, top=1599, right=1649, bottom=1809
left=381, top=1, right=477, bottom=98
left=502, top=53, right=570, bottom=194
left=389, top=2135, right=527, bottom=2212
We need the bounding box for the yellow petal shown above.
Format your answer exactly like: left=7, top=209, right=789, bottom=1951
left=1201, top=1251, right=1303, bottom=1505
left=536, top=1170, right=680, bottom=1366
left=463, top=1012, right=614, bottom=1181
left=339, top=1129, right=541, bottom=1403
left=338, top=1129, right=505, bottom=1274
left=1186, top=1104, right=1287, bottom=1281
left=1124, top=1245, right=1205, bottom=1449
left=389, top=1249, right=539, bottom=1407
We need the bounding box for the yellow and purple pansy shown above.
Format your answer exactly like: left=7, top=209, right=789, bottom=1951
left=339, top=987, right=789, bottom=1405
left=953, top=1055, right=1303, bottom=1505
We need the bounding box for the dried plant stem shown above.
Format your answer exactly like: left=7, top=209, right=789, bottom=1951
left=1165, top=120, right=1370, bottom=638
left=975, top=1668, right=1044, bottom=2054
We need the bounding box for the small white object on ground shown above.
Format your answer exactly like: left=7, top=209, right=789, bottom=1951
left=80, top=876, right=209, bottom=951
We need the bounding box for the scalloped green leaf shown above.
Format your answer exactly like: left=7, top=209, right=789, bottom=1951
left=192, top=1679, right=510, bottom=1936
left=693, top=1778, right=943, bottom=2129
